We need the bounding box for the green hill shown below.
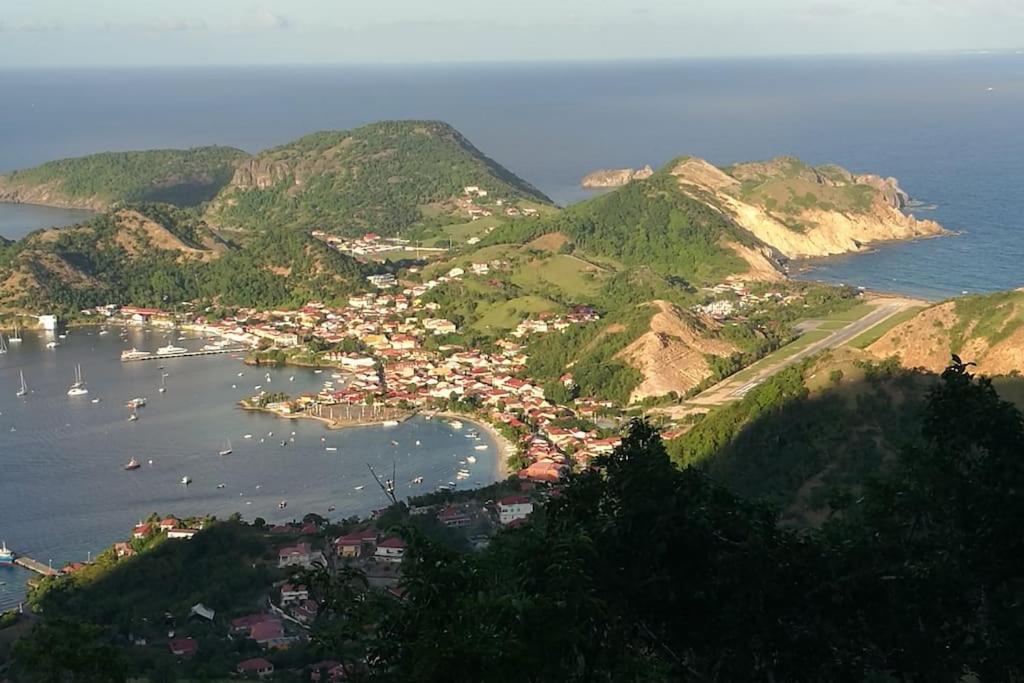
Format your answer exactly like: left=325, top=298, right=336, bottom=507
left=0, top=146, right=248, bottom=210
left=204, top=120, right=550, bottom=235
left=0, top=204, right=364, bottom=314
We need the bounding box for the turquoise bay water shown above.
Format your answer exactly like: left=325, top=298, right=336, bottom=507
left=0, top=328, right=497, bottom=609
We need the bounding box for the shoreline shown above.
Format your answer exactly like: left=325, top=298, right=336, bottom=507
left=239, top=402, right=413, bottom=432
left=424, top=410, right=515, bottom=481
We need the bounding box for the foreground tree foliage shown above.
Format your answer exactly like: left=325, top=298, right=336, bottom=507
left=13, top=361, right=1024, bottom=680
left=303, top=360, right=1024, bottom=681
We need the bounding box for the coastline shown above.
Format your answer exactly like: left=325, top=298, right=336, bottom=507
left=239, top=402, right=413, bottom=432
left=424, top=410, right=515, bottom=481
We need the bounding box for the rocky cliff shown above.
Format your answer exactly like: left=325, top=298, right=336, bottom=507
left=615, top=300, right=738, bottom=402
left=581, top=165, right=654, bottom=188
left=669, top=156, right=944, bottom=259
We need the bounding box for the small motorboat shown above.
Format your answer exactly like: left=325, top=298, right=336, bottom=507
left=129, top=413, right=138, bottom=422
left=91, top=398, right=101, bottom=404
left=327, top=505, right=336, bottom=512
left=466, top=456, right=477, bottom=464
left=124, top=458, right=141, bottom=471
left=474, top=445, right=488, bottom=451
left=181, top=476, right=191, bottom=485
left=278, top=500, right=288, bottom=509
left=354, top=485, right=364, bottom=491
left=216, top=483, right=226, bottom=489
left=412, top=476, right=424, bottom=485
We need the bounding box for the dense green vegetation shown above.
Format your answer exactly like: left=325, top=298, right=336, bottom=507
left=296, top=365, right=1024, bottom=680
left=207, top=121, right=549, bottom=235
left=1, top=146, right=247, bottom=206
left=487, top=173, right=753, bottom=286
left=1, top=205, right=365, bottom=313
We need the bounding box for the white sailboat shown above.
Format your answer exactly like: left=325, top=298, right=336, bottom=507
left=9, top=323, right=22, bottom=343
left=16, top=371, right=28, bottom=397
left=219, top=439, right=232, bottom=456
left=67, top=364, right=89, bottom=396
left=158, top=374, right=167, bottom=393
left=0, top=334, right=6, bottom=354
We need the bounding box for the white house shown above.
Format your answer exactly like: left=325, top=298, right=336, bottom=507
left=497, top=496, right=534, bottom=525
left=374, top=537, right=407, bottom=564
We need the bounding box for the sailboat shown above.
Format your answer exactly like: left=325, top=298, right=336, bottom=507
left=16, top=371, right=28, bottom=397
left=158, top=374, right=167, bottom=393
left=0, top=334, right=6, bottom=354
left=8, top=323, right=22, bottom=343
left=219, top=439, right=232, bottom=456
left=123, top=457, right=141, bottom=471
left=67, top=364, right=89, bottom=396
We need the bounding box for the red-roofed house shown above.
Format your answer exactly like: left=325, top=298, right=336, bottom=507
left=278, top=542, right=326, bottom=569
left=231, top=613, right=271, bottom=634
left=334, top=530, right=378, bottom=558
left=114, top=542, right=135, bottom=559
left=497, top=496, right=534, bottom=525
left=374, top=537, right=406, bottom=564
left=168, top=637, right=198, bottom=657
left=280, top=583, right=309, bottom=605
left=237, top=657, right=274, bottom=678
left=250, top=619, right=286, bottom=647
left=159, top=517, right=179, bottom=531
left=132, top=523, right=152, bottom=539
left=437, top=505, right=471, bottom=528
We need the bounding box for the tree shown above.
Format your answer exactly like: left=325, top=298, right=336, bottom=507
left=12, top=618, right=128, bottom=682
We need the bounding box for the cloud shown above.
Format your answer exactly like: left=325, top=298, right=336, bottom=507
left=0, top=19, right=63, bottom=33
left=801, top=1, right=859, bottom=18
left=250, top=7, right=290, bottom=30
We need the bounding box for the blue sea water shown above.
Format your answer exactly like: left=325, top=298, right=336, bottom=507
left=1, top=57, right=1022, bottom=298
left=0, top=56, right=1023, bottom=606
left=0, top=328, right=498, bottom=610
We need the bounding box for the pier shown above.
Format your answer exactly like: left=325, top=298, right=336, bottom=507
left=121, top=347, right=249, bottom=362
left=13, top=555, right=58, bottom=577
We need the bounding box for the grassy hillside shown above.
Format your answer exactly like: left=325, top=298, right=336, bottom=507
left=205, top=120, right=550, bottom=235
left=867, top=290, right=1024, bottom=375
left=487, top=172, right=758, bottom=287
left=0, top=146, right=248, bottom=209
left=0, top=205, right=364, bottom=314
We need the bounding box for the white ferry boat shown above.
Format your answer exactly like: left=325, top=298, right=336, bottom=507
left=156, top=344, right=188, bottom=355
left=121, top=348, right=150, bottom=361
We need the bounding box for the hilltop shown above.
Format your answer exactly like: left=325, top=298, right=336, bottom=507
left=574, top=155, right=943, bottom=260
left=204, top=120, right=550, bottom=235
left=0, top=146, right=247, bottom=211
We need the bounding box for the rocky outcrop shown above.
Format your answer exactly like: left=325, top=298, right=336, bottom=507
left=581, top=165, right=654, bottom=189
left=615, top=300, right=737, bottom=402
left=229, top=158, right=295, bottom=190
left=0, top=179, right=105, bottom=211
left=670, top=156, right=944, bottom=259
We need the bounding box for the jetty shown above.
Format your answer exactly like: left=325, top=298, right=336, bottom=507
left=121, top=347, right=248, bottom=362
left=13, top=554, right=58, bottom=577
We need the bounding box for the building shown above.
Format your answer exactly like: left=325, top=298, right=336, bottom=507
left=167, top=528, right=199, bottom=540
left=437, top=505, right=472, bottom=528
left=278, top=542, right=325, bottom=569
left=158, top=517, right=178, bottom=531
left=168, top=637, right=198, bottom=657
left=497, top=496, right=534, bottom=525
left=237, top=657, right=275, bottom=678
left=250, top=619, right=287, bottom=648
left=132, top=523, right=152, bottom=539
left=280, top=583, right=309, bottom=605
left=334, top=530, right=378, bottom=558
left=374, top=537, right=406, bottom=564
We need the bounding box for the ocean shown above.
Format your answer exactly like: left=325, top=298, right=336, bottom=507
left=1, top=56, right=1022, bottom=298
left=0, top=328, right=498, bottom=610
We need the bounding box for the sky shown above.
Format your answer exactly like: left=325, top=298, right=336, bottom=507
left=0, top=0, right=1022, bottom=67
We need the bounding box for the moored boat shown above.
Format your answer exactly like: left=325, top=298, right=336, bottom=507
left=124, top=458, right=141, bottom=471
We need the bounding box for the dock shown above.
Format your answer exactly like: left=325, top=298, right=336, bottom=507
left=121, top=347, right=249, bottom=362
left=13, top=555, right=58, bottom=577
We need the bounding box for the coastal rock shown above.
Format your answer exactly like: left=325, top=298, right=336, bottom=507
left=0, top=178, right=106, bottom=211
left=669, top=155, right=944, bottom=259
left=580, top=165, right=654, bottom=188
left=229, top=158, right=295, bottom=190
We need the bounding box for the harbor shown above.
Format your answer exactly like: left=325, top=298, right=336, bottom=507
left=12, top=554, right=59, bottom=578
left=120, top=346, right=248, bottom=362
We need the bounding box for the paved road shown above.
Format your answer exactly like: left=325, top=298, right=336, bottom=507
left=686, top=300, right=916, bottom=407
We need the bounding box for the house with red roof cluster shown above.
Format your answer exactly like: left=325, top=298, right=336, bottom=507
left=237, top=657, right=274, bottom=678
